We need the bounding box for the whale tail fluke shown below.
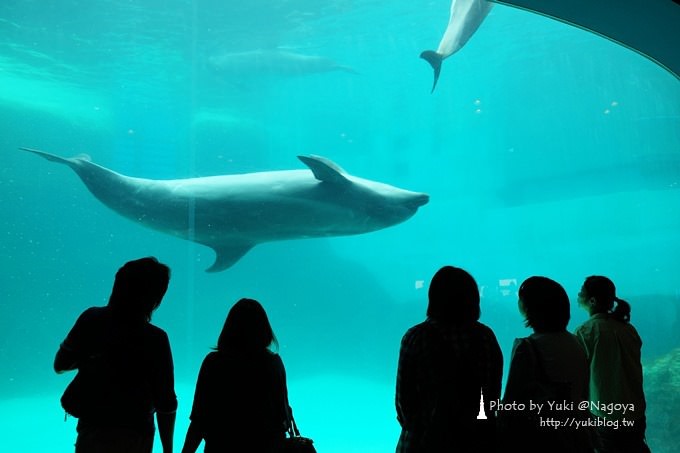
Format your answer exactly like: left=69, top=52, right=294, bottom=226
left=420, top=50, right=443, bottom=93
left=19, top=147, right=91, bottom=166
left=20, top=147, right=71, bottom=165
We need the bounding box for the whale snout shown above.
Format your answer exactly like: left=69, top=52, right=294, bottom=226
left=416, top=193, right=430, bottom=207
left=408, top=193, right=430, bottom=209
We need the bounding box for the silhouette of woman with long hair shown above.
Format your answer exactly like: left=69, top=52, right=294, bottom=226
left=182, top=298, right=289, bottom=453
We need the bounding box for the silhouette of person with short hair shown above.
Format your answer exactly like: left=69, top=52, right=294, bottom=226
left=54, top=256, right=177, bottom=453
left=575, top=276, right=651, bottom=453
left=501, top=276, right=592, bottom=452
left=396, top=266, right=503, bottom=452
left=182, top=298, right=290, bottom=453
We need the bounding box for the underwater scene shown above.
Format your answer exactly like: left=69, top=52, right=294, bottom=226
left=1, top=0, right=679, bottom=451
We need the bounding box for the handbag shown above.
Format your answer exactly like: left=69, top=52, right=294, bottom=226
left=281, top=420, right=316, bottom=453
left=60, top=371, right=86, bottom=418
left=60, top=369, right=98, bottom=419
left=282, top=381, right=316, bottom=453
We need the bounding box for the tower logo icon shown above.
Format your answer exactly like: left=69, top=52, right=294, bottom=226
left=476, top=388, right=487, bottom=420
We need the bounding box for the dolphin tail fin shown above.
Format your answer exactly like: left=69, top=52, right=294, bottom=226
left=20, top=147, right=91, bottom=165
left=206, top=243, right=255, bottom=272
left=20, top=147, right=71, bottom=165
left=419, top=50, right=443, bottom=93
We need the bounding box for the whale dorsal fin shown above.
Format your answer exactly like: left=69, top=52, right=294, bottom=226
left=298, top=155, right=349, bottom=185
left=206, top=243, right=255, bottom=272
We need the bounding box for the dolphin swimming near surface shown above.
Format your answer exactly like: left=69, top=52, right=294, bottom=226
left=22, top=148, right=428, bottom=272
left=421, top=0, right=494, bottom=92
left=207, top=49, right=357, bottom=77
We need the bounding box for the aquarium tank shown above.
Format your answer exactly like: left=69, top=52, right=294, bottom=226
left=1, top=0, right=679, bottom=452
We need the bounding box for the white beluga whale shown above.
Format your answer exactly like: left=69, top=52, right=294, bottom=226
left=22, top=148, right=428, bottom=272
left=421, top=0, right=494, bottom=92
left=208, top=49, right=357, bottom=77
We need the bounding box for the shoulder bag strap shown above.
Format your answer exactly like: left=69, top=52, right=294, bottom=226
left=279, top=357, right=300, bottom=437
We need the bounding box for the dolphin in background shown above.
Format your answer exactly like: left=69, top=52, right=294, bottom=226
left=421, top=0, right=494, bottom=92
left=207, top=49, right=357, bottom=77
left=22, top=148, right=428, bottom=272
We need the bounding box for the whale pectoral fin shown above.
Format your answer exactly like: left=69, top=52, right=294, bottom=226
left=298, top=155, right=350, bottom=185
left=206, top=243, right=255, bottom=272
left=420, top=50, right=443, bottom=93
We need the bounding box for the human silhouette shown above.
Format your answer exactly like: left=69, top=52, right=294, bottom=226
left=501, top=276, right=592, bottom=452
left=396, top=266, right=503, bottom=453
left=182, top=298, right=290, bottom=453
left=575, top=276, right=651, bottom=453
left=54, top=256, right=177, bottom=453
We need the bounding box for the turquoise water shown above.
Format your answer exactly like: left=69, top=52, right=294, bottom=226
left=1, top=1, right=679, bottom=451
